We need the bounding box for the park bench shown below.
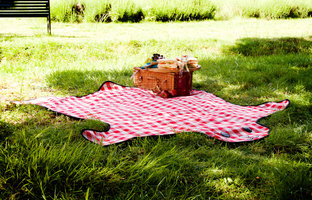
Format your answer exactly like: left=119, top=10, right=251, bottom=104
left=0, top=0, right=51, bottom=34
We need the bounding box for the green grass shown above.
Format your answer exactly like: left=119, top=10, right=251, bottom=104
left=50, top=0, right=312, bottom=23
left=0, top=18, right=312, bottom=199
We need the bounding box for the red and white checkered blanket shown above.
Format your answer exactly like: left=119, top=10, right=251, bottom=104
left=23, top=81, right=289, bottom=145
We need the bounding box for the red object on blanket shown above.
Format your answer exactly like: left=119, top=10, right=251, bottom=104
left=23, top=81, right=290, bottom=146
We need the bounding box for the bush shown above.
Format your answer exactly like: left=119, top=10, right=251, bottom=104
left=50, top=0, right=216, bottom=22
left=50, top=0, right=312, bottom=22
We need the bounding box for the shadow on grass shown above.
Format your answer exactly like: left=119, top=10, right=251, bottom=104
left=225, top=37, right=312, bottom=56
left=193, top=37, right=312, bottom=128
left=45, top=69, right=133, bottom=96
left=0, top=35, right=38, bottom=42
left=195, top=56, right=312, bottom=125
left=0, top=34, right=88, bottom=42
left=0, top=46, right=2, bottom=62
left=0, top=120, right=15, bottom=141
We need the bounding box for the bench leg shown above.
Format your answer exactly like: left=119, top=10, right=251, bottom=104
left=47, top=14, right=51, bottom=35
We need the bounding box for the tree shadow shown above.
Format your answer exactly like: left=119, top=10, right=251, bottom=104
left=194, top=37, right=312, bottom=127
left=0, top=46, right=2, bottom=62
left=225, top=37, right=312, bottom=56
left=0, top=34, right=32, bottom=42
left=0, top=120, right=15, bottom=141
left=45, top=69, right=133, bottom=96
left=0, top=34, right=87, bottom=40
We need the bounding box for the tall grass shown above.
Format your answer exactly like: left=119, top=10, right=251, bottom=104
left=213, top=0, right=312, bottom=20
left=141, top=0, right=216, bottom=22
left=50, top=0, right=312, bottom=23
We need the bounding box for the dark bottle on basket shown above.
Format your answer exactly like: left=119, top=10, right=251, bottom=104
left=176, top=71, right=192, bottom=96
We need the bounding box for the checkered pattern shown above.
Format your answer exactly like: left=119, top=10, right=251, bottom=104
left=23, top=81, right=289, bottom=145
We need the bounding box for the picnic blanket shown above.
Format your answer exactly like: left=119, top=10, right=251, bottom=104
left=23, top=81, right=289, bottom=145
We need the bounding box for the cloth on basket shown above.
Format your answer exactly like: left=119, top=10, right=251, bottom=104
left=22, top=81, right=290, bottom=146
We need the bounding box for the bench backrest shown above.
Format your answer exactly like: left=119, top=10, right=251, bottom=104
left=0, top=0, right=51, bottom=34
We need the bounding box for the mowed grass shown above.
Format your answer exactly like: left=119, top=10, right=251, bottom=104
left=0, top=18, right=312, bottom=199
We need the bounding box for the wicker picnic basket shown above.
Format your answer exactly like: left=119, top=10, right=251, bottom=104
left=133, top=65, right=201, bottom=96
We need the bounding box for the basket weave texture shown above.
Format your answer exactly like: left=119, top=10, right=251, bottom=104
left=133, top=69, right=193, bottom=96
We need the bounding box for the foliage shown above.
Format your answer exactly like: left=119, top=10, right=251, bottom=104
left=50, top=0, right=312, bottom=23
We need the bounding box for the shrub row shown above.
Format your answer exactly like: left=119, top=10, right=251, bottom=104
left=51, top=0, right=216, bottom=23
left=51, top=0, right=312, bottom=22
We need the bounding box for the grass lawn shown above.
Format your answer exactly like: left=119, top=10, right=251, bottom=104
left=0, top=18, right=312, bottom=199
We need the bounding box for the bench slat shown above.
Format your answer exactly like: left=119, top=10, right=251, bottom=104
left=0, top=3, right=48, bottom=5
left=0, top=10, right=49, bottom=12
left=0, top=7, right=47, bottom=10
left=0, top=0, right=51, bottom=34
left=0, top=11, right=48, bottom=13
left=0, top=7, right=49, bottom=9
left=0, top=1, right=48, bottom=3
left=0, top=13, right=49, bottom=17
left=1, top=2, right=49, bottom=4
left=0, top=5, right=48, bottom=7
